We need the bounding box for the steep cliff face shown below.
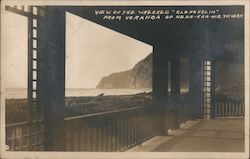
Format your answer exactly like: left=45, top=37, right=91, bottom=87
left=96, top=53, right=244, bottom=98
left=96, top=53, right=152, bottom=89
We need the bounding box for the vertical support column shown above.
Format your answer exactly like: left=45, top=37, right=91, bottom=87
left=152, top=46, right=160, bottom=100
left=37, top=7, right=65, bottom=151
left=152, top=44, right=168, bottom=101
left=210, top=60, right=216, bottom=119
left=171, top=55, right=181, bottom=98
left=152, top=43, right=169, bottom=135
left=170, top=55, right=181, bottom=128
left=189, top=56, right=203, bottom=119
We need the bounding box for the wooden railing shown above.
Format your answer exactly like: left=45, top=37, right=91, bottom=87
left=5, top=95, right=195, bottom=151
left=8, top=95, right=241, bottom=151
left=64, top=105, right=163, bottom=151
left=215, top=98, right=244, bottom=117
left=6, top=121, right=44, bottom=151
left=64, top=94, right=193, bottom=152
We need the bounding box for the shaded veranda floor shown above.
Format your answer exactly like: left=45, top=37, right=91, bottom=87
left=128, top=117, right=244, bottom=152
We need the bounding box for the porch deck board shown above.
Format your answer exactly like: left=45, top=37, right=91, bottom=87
left=128, top=118, right=244, bottom=152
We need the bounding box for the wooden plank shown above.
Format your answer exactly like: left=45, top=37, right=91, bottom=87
left=5, top=6, right=45, bottom=18
left=5, top=6, right=30, bottom=17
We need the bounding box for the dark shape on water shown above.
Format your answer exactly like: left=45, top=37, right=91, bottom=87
left=97, top=93, right=104, bottom=96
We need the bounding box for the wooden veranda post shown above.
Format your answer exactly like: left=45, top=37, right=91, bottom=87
left=152, top=43, right=169, bottom=135
left=152, top=44, right=169, bottom=101
left=37, top=7, right=66, bottom=150
left=170, top=55, right=181, bottom=128
left=189, top=56, right=203, bottom=119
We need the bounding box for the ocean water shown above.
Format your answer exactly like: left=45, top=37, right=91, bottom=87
left=5, top=88, right=152, bottom=99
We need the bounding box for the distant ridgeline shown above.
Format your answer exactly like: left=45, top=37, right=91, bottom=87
left=96, top=53, right=244, bottom=99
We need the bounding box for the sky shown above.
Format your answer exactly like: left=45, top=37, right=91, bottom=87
left=2, top=10, right=152, bottom=89
left=2, top=11, right=28, bottom=88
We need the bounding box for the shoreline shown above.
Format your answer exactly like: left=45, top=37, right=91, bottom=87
left=5, top=92, right=243, bottom=124
left=5, top=92, right=152, bottom=124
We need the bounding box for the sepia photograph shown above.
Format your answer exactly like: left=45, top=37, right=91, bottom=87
left=0, top=0, right=249, bottom=158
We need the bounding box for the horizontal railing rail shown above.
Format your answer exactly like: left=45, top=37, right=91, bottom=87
left=215, top=98, right=244, bottom=117
left=65, top=105, right=148, bottom=121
